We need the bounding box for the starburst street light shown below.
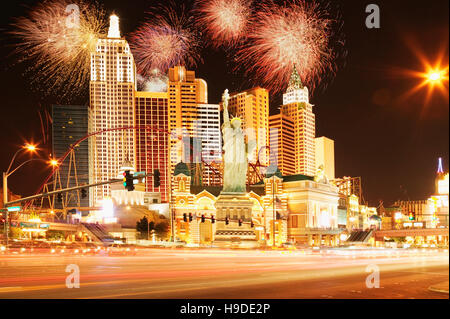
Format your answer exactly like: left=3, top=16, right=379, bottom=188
left=25, top=144, right=37, bottom=152
left=426, top=69, right=446, bottom=83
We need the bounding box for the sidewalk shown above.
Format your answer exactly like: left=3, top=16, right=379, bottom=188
left=429, top=281, right=449, bottom=294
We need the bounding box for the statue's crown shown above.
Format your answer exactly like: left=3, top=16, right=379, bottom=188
left=231, top=117, right=242, bottom=125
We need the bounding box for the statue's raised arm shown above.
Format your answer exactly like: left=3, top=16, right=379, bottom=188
left=222, top=89, right=230, bottom=128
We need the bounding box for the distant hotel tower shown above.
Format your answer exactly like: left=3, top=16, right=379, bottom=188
left=268, top=113, right=296, bottom=175
left=52, top=105, right=89, bottom=207
left=270, top=66, right=316, bottom=176
left=195, top=103, right=222, bottom=185
left=225, top=87, right=270, bottom=166
left=167, top=66, right=213, bottom=173
left=135, top=91, right=170, bottom=202
left=89, top=15, right=136, bottom=206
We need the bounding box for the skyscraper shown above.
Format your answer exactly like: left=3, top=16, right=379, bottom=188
left=167, top=66, right=208, bottom=171
left=226, top=87, right=270, bottom=166
left=135, top=91, right=170, bottom=202
left=195, top=103, right=222, bottom=185
left=268, top=114, right=296, bottom=176
left=315, top=137, right=335, bottom=180
left=52, top=105, right=89, bottom=207
left=89, top=15, right=136, bottom=206
left=271, top=66, right=316, bottom=176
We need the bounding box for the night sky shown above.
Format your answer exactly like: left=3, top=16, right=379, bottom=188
left=0, top=0, right=448, bottom=206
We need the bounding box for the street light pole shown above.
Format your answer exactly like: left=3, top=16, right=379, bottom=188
left=272, top=177, right=276, bottom=247
left=2, top=145, right=37, bottom=246
left=3, top=172, right=8, bottom=246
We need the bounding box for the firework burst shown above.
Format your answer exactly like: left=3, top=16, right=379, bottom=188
left=195, top=0, right=253, bottom=48
left=129, top=5, right=201, bottom=77
left=236, top=0, right=344, bottom=93
left=11, top=0, right=107, bottom=99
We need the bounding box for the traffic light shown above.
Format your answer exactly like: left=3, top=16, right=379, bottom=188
left=189, top=213, right=193, bottom=222
left=211, top=216, right=215, bottom=224
left=154, top=169, right=161, bottom=188
left=225, top=217, right=229, bottom=225
left=408, top=211, right=415, bottom=221
left=183, top=213, right=188, bottom=222
left=201, top=215, right=205, bottom=223
left=81, top=189, right=87, bottom=199
left=251, top=221, right=254, bottom=228
left=123, top=170, right=135, bottom=192
left=238, top=219, right=243, bottom=227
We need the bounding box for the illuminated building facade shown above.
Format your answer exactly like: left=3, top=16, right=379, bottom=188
left=135, top=91, right=170, bottom=202
left=194, top=103, right=222, bottom=185
left=427, top=159, right=449, bottom=228
left=170, top=162, right=342, bottom=247
left=315, top=137, right=335, bottom=181
left=167, top=66, right=208, bottom=170
left=226, top=87, right=270, bottom=165
left=89, top=15, right=136, bottom=207
left=268, top=114, right=296, bottom=176
left=272, top=66, right=316, bottom=176
left=283, top=174, right=340, bottom=246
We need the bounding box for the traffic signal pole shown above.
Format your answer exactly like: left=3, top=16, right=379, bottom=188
left=3, top=173, right=155, bottom=208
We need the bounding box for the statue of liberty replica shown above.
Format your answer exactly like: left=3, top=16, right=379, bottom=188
left=221, top=89, right=248, bottom=194
left=214, top=89, right=257, bottom=248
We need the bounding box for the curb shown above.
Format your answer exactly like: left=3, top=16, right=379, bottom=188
left=428, top=281, right=449, bottom=294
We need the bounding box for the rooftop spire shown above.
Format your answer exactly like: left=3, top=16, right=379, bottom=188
left=108, top=14, right=121, bottom=38
left=287, top=64, right=303, bottom=91
left=438, top=157, right=444, bottom=174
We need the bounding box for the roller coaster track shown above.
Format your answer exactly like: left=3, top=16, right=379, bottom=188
left=24, top=125, right=238, bottom=209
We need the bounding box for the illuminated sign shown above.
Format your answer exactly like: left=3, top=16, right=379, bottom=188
left=413, top=222, right=423, bottom=227
left=403, top=222, right=412, bottom=227
left=7, top=206, right=21, bottom=212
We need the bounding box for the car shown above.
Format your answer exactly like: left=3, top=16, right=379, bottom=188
left=281, top=242, right=297, bottom=250
left=121, top=244, right=138, bottom=255
left=81, top=242, right=103, bottom=255
left=66, top=242, right=84, bottom=254
left=106, top=243, right=125, bottom=255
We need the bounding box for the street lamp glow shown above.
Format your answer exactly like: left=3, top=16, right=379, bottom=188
left=428, top=72, right=441, bottom=82
left=25, top=144, right=36, bottom=152
left=50, top=160, right=59, bottom=167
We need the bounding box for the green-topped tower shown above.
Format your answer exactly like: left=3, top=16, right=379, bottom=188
left=269, top=65, right=316, bottom=177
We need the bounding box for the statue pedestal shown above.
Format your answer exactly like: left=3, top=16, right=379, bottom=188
left=214, top=192, right=258, bottom=248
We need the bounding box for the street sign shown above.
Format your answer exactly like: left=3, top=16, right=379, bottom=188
left=6, top=206, right=21, bottom=212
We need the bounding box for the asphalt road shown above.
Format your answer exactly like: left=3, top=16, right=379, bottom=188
left=0, top=248, right=448, bottom=299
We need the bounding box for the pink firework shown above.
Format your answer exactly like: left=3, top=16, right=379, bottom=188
left=236, top=0, right=342, bottom=93
left=195, top=0, right=252, bottom=48
left=129, top=8, right=201, bottom=76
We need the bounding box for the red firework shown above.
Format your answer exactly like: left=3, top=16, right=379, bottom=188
left=236, top=0, right=342, bottom=93
left=129, top=7, right=201, bottom=76
left=195, top=0, right=252, bottom=48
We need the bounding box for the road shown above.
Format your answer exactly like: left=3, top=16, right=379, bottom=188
left=0, top=248, right=448, bottom=299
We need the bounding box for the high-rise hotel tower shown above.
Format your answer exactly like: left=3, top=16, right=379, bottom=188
left=89, top=15, right=136, bottom=206
left=270, top=66, right=316, bottom=176
left=226, top=87, right=270, bottom=166
left=167, top=66, right=209, bottom=169
left=135, top=91, right=170, bottom=202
